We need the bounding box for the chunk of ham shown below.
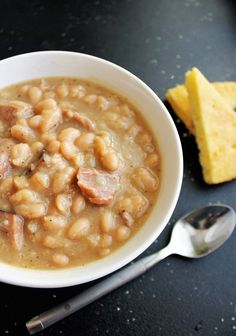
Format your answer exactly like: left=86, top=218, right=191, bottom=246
left=0, top=139, right=14, bottom=180
left=61, top=106, right=95, bottom=131
left=73, top=112, right=95, bottom=131
left=77, top=168, right=119, bottom=205
left=0, top=211, right=24, bottom=251
left=0, top=100, right=34, bottom=124
left=119, top=210, right=134, bottom=227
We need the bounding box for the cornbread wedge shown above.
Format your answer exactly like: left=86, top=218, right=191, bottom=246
left=166, top=84, right=194, bottom=133
left=185, top=68, right=236, bottom=184
left=166, top=82, right=236, bottom=134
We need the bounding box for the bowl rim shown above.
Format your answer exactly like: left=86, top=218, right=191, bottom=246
left=0, top=51, right=183, bottom=288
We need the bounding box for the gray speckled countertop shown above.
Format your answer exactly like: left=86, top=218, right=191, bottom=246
left=0, top=0, right=236, bottom=335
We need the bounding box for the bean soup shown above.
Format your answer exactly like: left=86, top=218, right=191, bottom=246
left=0, top=78, right=160, bottom=268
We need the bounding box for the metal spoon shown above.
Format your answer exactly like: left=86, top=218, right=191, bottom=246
left=26, top=204, right=236, bottom=335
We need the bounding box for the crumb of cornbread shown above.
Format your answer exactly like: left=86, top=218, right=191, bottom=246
left=166, top=82, right=236, bottom=134
left=185, top=67, right=236, bottom=184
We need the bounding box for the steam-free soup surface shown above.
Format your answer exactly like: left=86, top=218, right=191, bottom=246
left=0, top=78, right=160, bottom=269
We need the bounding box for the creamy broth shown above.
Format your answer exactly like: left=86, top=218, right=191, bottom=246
left=0, top=78, right=160, bottom=269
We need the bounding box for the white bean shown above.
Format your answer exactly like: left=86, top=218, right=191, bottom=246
left=28, top=86, right=42, bottom=104
left=30, top=141, right=44, bottom=154
left=28, top=115, right=42, bottom=129
left=58, top=128, right=81, bottom=142
left=52, top=167, right=75, bottom=194
left=60, top=141, right=78, bottom=160
left=11, top=143, right=32, bottom=167
left=30, top=172, right=50, bottom=189
left=11, top=125, right=36, bottom=142
left=101, top=151, right=119, bottom=171
left=40, top=108, right=61, bottom=132
left=47, top=140, right=60, bottom=153
left=115, top=225, right=131, bottom=242
left=55, top=194, right=72, bottom=215
left=43, top=235, right=59, bottom=249
left=56, top=84, right=69, bottom=99
left=132, top=168, right=159, bottom=192
left=100, top=210, right=115, bottom=233
left=75, top=133, right=95, bottom=151
left=13, top=176, right=29, bottom=190
left=52, top=253, right=69, bottom=266
left=145, top=153, right=159, bottom=167
left=35, top=98, right=57, bottom=112
left=67, top=217, right=90, bottom=240
left=43, top=215, right=67, bottom=232
left=99, top=234, right=112, bottom=248
left=71, top=195, right=85, bottom=215
left=14, top=202, right=47, bottom=219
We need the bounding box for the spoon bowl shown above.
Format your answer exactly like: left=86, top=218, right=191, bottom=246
left=170, top=204, right=236, bottom=258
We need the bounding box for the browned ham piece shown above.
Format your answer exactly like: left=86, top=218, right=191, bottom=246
left=77, top=168, right=119, bottom=205
left=0, top=211, right=24, bottom=251
left=0, top=100, right=34, bottom=124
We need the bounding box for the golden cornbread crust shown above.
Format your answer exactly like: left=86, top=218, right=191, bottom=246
left=166, top=82, right=236, bottom=134
left=185, top=68, right=236, bottom=184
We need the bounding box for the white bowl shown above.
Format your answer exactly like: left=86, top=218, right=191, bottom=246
left=0, top=51, right=183, bottom=288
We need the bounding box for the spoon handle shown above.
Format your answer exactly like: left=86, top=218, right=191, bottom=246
left=26, top=246, right=172, bottom=335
